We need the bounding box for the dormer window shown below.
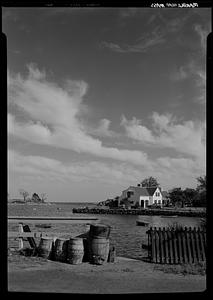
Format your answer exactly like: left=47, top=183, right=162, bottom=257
left=127, top=191, right=134, bottom=198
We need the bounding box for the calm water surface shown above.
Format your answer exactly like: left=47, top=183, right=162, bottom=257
left=8, top=203, right=202, bottom=259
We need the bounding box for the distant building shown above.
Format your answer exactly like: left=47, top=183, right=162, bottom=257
left=118, top=185, right=165, bottom=208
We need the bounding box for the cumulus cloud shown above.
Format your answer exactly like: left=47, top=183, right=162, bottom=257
left=121, top=115, right=154, bottom=143
left=8, top=148, right=205, bottom=193
left=121, top=112, right=206, bottom=166
left=87, top=118, right=119, bottom=138
left=8, top=64, right=148, bottom=166
left=8, top=149, right=144, bottom=185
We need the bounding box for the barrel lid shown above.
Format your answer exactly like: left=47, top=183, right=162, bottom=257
left=69, top=237, right=83, bottom=241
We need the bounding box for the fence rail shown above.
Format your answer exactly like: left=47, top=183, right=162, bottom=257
left=146, top=227, right=206, bottom=264
left=8, top=216, right=99, bottom=249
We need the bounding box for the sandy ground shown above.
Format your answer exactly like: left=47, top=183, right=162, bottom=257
left=7, top=253, right=206, bottom=294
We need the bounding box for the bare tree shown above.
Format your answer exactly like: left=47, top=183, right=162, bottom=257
left=19, top=189, right=29, bottom=202
left=40, top=193, right=47, bottom=203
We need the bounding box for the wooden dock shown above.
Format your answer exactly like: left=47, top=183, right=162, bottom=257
left=8, top=216, right=99, bottom=224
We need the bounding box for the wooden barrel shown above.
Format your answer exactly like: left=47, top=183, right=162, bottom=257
left=67, top=238, right=84, bottom=265
left=37, top=237, right=53, bottom=259
left=54, top=238, right=68, bottom=262
left=89, top=224, right=111, bottom=239
left=89, top=238, right=110, bottom=265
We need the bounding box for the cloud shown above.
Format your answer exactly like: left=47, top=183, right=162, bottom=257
left=101, top=10, right=193, bottom=54
left=8, top=149, right=144, bottom=186
left=121, top=112, right=206, bottom=166
left=194, top=24, right=209, bottom=54
left=170, top=60, right=206, bottom=104
left=8, top=64, right=148, bottom=166
left=87, top=118, right=118, bottom=138
left=8, top=148, right=205, bottom=193
left=121, top=116, right=154, bottom=143
left=101, top=26, right=166, bottom=53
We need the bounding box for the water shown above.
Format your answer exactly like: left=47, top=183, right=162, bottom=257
left=8, top=202, right=202, bottom=260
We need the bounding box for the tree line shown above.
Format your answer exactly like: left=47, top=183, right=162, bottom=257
left=139, top=175, right=206, bottom=207
left=18, top=189, right=47, bottom=203
left=102, top=175, right=206, bottom=208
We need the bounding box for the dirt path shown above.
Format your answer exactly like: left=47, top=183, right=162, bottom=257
left=8, top=255, right=206, bottom=294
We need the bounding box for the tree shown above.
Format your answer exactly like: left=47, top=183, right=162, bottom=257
left=183, top=188, right=198, bottom=206
left=169, top=188, right=186, bottom=208
left=140, top=176, right=160, bottom=188
left=40, top=193, right=47, bottom=203
left=19, top=189, right=29, bottom=202
left=193, top=176, right=206, bottom=207
left=196, top=176, right=206, bottom=192
left=32, top=193, right=42, bottom=203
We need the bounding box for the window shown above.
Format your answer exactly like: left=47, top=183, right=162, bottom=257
left=154, top=200, right=157, bottom=204
left=127, top=191, right=134, bottom=198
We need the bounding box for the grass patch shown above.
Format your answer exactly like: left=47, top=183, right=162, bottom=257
left=154, top=261, right=206, bottom=276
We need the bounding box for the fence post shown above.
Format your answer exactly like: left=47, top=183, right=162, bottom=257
left=172, top=228, right=178, bottom=264
left=185, top=227, right=192, bottom=264
left=181, top=228, right=188, bottom=263
left=163, top=227, right=169, bottom=264
left=167, top=229, right=174, bottom=264
left=177, top=229, right=183, bottom=264
left=154, top=227, right=160, bottom=263
left=189, top=227, right=197, bottom=263
left=159, top=227, right=164, bottom=264
left=18, top=223, right=24, bottom=250
left=198, top=227, right=206, bottom=261
left=150, top=227, right=156, bottom=263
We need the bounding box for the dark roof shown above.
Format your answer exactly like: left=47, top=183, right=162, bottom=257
left=161, top=191, right=168, bottom=196
left=161, top=191, right=169, bottom=199
left=127, top=186, right=158, bottom=196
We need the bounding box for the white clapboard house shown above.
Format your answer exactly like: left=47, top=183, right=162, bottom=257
left=118, top=185, right=164, bottom=208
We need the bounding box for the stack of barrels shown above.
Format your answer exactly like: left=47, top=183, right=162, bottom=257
left=87, top=224, right=111, bottom=265
left=36, top=223, right=115, bottom=265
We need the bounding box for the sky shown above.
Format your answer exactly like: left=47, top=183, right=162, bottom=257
left=4, top=7, right=211, bottom=202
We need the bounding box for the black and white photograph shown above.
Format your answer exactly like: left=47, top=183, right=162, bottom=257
left=4, top=1, right=211, bottom=294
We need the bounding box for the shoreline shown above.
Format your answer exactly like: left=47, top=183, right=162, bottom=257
left=72, top=207, right=206, bottom=217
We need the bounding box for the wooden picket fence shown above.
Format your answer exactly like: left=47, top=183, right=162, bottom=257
left=146, top=227, right=206, bottom=264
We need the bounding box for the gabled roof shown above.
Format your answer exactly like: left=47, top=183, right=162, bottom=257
left=126, top=186, right=159, bottom=196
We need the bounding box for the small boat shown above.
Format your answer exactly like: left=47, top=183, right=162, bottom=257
left=136, top=220, right=149, bottom=226
left=35, top=224, right=52, bottom=228
left=160, top=215, right=178, bottom=218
